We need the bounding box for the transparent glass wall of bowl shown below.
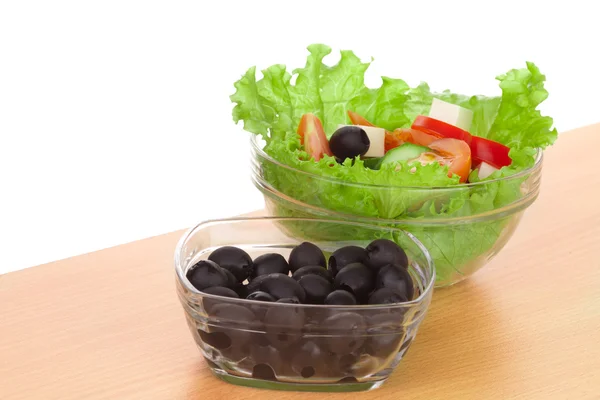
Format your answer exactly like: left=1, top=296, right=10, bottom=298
left=250, top=135, right=542, bottom=287
left=174, top=217, right=435, bottom=391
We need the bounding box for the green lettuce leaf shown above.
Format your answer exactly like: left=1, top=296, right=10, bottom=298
left=319, top=49, right=371, bottom=133
left=288, top=44, right=331, bottom=125
left=230, top=66, right=274, bottom=140
left=488, top=62, right=558, bottom=150
left=348, top=77, right=411, bottom=131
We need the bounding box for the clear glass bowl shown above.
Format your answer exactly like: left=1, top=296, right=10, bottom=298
left=250, top=135, right=543, bottom=287
left=174, top=217, right=435, bottom=392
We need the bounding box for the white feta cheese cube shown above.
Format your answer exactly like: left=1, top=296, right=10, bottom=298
left=477, top=162, right=499, bottom=179
left=429, top=98, right=473, bottom=132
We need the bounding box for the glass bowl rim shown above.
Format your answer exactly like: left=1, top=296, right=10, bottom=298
left=174, top=216, right=435, bottom=310
left=250, top=134, right=543, bottom=191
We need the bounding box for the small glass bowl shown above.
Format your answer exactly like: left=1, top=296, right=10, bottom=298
left=174, top=217, right=435, bottom=392
left=250, top=135, right=543, bottom=287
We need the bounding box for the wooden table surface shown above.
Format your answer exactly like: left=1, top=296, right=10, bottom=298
left=2, top=124, right=600, bottom=400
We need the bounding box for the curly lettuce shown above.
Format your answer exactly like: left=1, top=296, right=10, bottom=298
left=230, top=44, right=556, bottom=284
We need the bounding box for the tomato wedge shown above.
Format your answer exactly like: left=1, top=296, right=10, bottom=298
left=427, top=138, right=472, bottom=182
left=347, top=110, right=376, bottom=128
left=411, top=115, right=472, bottom=144
left=297, top=114, right=332, bottom=161
left=395, top=128, right=439, bottom=147
left=404, top=132, right=472, bottom=181
left=384, top=129, right=406, bottom=152
left=470, top=136, right=511, bottom=169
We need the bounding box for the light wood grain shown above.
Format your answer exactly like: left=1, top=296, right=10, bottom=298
left=2, top=124, right=600, bottom=400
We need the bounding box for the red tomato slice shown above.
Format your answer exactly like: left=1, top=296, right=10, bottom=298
left=297, top=114, right=332, bottom=161
left=427, top=138, right=472, bottom=183
left=470, top=136, right=511, bottom=169
left=412, top=115, right=472, bottom=145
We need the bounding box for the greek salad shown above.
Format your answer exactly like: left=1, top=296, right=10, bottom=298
left=297, top=97, right=514, bottom=183
left=229, top=44, right=558, bottom=283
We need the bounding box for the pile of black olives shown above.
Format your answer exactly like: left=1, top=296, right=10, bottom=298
left=185, top=239, right=414, bottom=305
left=186, top=239, right=417, bottom=382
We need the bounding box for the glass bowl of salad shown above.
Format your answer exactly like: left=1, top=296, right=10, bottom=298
left=175, top=217, right=435, bottom=391
left=251, top=139, right=542, bottom=286
left=232, top=44, right=558, bottom=287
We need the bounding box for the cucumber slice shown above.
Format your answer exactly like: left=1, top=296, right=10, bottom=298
left=381, top=143, right=430, bottom=167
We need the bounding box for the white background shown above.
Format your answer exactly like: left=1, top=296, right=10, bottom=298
left=1, top=1, right=598, bottom=274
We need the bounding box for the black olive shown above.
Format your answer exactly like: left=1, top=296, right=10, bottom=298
left=186, top=260, right=231, bottom=291
left=329, top=126, right=370, bottom=160
left=246, top=273, right=269, bottom=294
left=324, top=290, right=358, bottom=305
left=301, top=310, right=328, bottom=333
left=201, top=286, right=240, bottom=312
left=221, top=268, right=239, bottom=290
left=365, top=333, right=404, bottom=359
left=363, top=313, right=405, bottom=358
left=290, top=341, right=332, bottom=378
left=298, top=275, right=332, bottom=304
left=208, top=246, right=253, bottom=282
left=276, top=297, right=301, bottom=304
left=208, top=303, right=256, bottom=324
left=221, top=343, right=251, bottom=363
left=207, top=304, right=258, bottom=348
left=264, top=302, right=305, bottom=349
left=250, top=343, right=285, bottom=374
left=198, top=329, right=231, bottom=350
left=292, top=265, right=333, bottom=282
left=234, top=283, right=248, bottom=298
left=368, top=287, right=408, bottom=305
left=251, top=253, right=290, bottom=280
left=246, top=291, right=276, bottom=302
left=365, top=239, right=408, bottom=271
left=221, top=267, right=245, bottom=296
left=252, top=364, right=277, bottom=380
left=199, top=329, right=251, bottom=362
left=375, top=264, right=414, bottom=300
left=288, top=242, right=326, bottom=272
left=245, top=291, right=276, bottom=321
left=252, top=273, right=306, bottom=303
left=202, top=286, right=239, bottom=298
left=333, top=263, right=374, bottom=302
left=328, top=246, right=368, bottom=277
left=324, top=312, right=367, bottom=355
left=365, top=312, right=402, bottom=329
